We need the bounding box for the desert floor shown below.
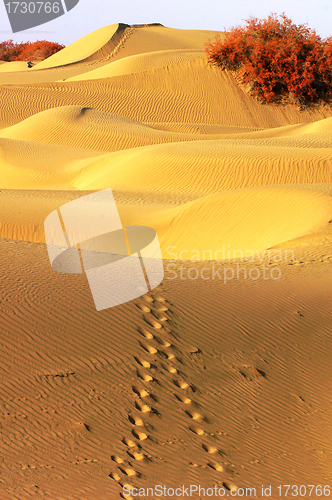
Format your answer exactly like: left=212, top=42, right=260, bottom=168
left=0, top=23, right=332, bottom=500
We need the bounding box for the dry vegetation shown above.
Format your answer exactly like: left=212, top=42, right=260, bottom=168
left=205, top=13, right=332, bottom=107
left=0, top=39, right=65, bottom=62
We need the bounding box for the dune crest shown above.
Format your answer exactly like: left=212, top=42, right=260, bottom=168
left=32, top=23, right=122, bottom=69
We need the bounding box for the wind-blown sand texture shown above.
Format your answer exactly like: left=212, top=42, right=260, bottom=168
left=0, top=23, right=331, bottom=499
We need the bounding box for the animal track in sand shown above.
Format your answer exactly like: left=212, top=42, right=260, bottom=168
left=162, top=363, right=177, bottom=374
left=189, top=426, right=206, bottom=436
left=127, top=450, right=146, bottom=461
left=21, top=464, right=53, bottom=470
left=175, top=393, right=192, bottom=404
left=112, top=292, right=173, bottom=494
left=223, top=482, right=238, bottom=492
left=135, top=400, right=152, bottom=413
left=202, top=444, right=218, bottom=454
left=153, top=294, right=167, bottom=303
left=136, top=302, right=151, bottom=313
left=186, top=345, right=201, bottom=354
left=122, top=437, right=138, bottom=448
left=239, top=365, right=267, bottom=381
left=132, top=429, right=148, bottom=441
left=165, top=351, right=176, bottom=360
left=144, top=314, right=162, bottom=329
left=139, top=340, right=158, bottom=354
left=207, top=461, right=224, bottom=472
left=138, top=326, right=155, bottom=339
left=132, top=385, right=150, bottom=398
left=173, top=379, right=190, bottom=390
left=137, top=369, right=154, bottom=382
left=185, top=409, right=204, bottom=422
left=120, top=494, right=134, bottom=500
left=153, top=303, right=168, bottom=311
left=118, top=466, right=137, bottom=477
left=156, top=337, right=172, bottom=348
left=152, top=311, right=168, bottom=322
left=128, top=414, right=144, bottom=426
left=109, top=471, right=121, bottom=481
left=134, top=356, right=151, bottom=369
left=141, top=294, right=154, bottom=303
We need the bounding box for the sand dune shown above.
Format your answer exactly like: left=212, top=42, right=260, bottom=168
left=0, top=105, right=223, bottom=151
left=0, top=185, right=331, bottom=261
left=0, top=237, right=331, bottom=499
left=0, top=22, right=332, bottom=500
left=74, top=139, right=332, bottom=192
left=1, top=129, right=332, bottom=193
left=2, top=57, right=332, bottom=130
left=155, top=187, right=332, bottom=257
left=225, top=115, right=332, bottom=139
left=65, top=49, right=206, bottom=81
left=0, top=61, right=30, bottom=72
left=0, top=137, right=108, bottom=189
left=103, top=25, right=220, bottom=61
left=32, top=23, right=121, bottom=70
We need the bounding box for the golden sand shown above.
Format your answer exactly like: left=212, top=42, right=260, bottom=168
left=0, top=23, right=331, bottom=499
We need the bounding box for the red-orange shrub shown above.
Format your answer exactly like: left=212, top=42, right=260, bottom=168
left=18, top=40, right=65, bottom=60
left=205, top=13, right=332, bottom=106
left=0, top=40, right=24, bottom=61
left=0, top=40, right=65, bottom=62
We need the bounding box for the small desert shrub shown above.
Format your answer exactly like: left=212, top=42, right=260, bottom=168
left=0, top=40, right=65, bottom=62
left=205, top=13, right=332, bottom=107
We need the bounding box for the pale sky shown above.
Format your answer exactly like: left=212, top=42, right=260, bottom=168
left=0, top=0, right=331, bottom=46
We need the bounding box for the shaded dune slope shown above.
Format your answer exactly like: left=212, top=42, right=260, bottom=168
left=1, top=238, right=331, bottom=499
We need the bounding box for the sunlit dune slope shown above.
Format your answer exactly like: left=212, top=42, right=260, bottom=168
left=65, top=49, right=205, bottom=81
left=1, top=113, right=332, bottom=193
left=2, top=57, right=332, bottom=130
left=3, top=102, right=332, bottom=151
left=0, top=24, right=220, bottom=86
left=0, top=105, right=223, bottom=151
left=0, top=137, right=108, bottom=189
left=34, top=24, right=217, bottom=72
left=1, top=21, right=332, bottom=500
left=226, top=116, right=332, bottom=140
left=0, top=22, right=332, bottom=257
left=32, top=24, right=121, bottom=70
left=74, top=139, right=332, bottom=193
left=105, top=25, right=220, bottom=62
left=0, top=185, right=331, bottom=259
left=153, top=187, right=332, bottom=258
left=2, top=105, right=332, bottom=153
left=0, top=61, right=30, bottom=72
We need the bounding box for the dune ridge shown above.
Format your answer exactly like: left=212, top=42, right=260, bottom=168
left=31, top=23, right=122, bottom=69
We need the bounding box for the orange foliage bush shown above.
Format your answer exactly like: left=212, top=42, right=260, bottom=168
left=205, top=13, right=332, bottom=107
left=0, top=40, right=65, bottom=62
